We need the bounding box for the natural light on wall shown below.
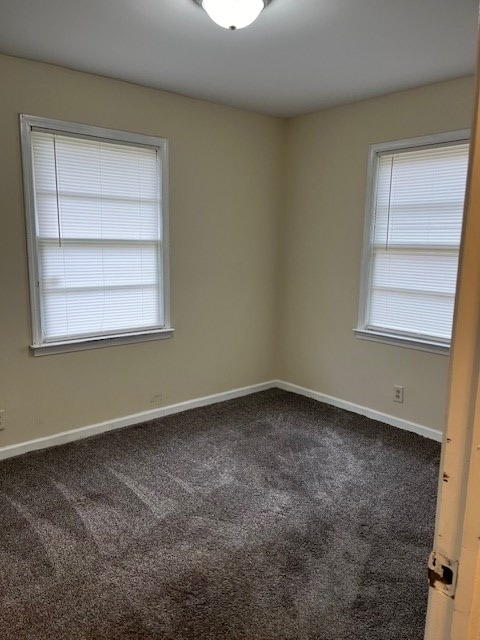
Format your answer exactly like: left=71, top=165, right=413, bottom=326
left=200, top=0, right=267, bottom=30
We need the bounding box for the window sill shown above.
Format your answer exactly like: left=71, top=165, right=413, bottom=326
left=353, top=328, right=450, bottom=355
left=30, top=328, right=175, bottom=356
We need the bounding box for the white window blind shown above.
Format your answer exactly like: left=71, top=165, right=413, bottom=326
left=23, top=119, right=170, bottom=351
left=361, top=137, right=469, bottom=347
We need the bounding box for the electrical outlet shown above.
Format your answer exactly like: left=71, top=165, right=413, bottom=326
left=0, top=410, right=5, bottom=431
left=150, top=393, right=163, bottom=406
left=393, top=386, right=404, bottom=403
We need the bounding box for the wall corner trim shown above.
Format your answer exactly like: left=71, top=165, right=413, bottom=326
left=275, top=380, right=443, bottom=443
left=0, top=378, right=442, bottom=462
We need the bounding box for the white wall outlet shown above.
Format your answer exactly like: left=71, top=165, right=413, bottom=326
left=0, top=409, right=5, bottom=430
left=393, top=386, right=404, bottom=403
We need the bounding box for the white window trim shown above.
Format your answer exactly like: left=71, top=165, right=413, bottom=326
left=20, top=115, right=173, bottom=355
left=355, top=129, right=470, bottom=356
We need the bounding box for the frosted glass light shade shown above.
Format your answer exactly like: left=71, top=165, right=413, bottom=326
left=202, top=0, right=265, bottom=30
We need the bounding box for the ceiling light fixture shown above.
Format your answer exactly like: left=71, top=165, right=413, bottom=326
left=194, top=0, right=272, bottom=31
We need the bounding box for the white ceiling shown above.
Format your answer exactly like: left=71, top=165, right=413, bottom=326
left=0, top=0, right=477, bottom=117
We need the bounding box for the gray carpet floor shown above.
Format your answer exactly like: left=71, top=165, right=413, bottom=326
left=0, top=389, right=440, bottom=640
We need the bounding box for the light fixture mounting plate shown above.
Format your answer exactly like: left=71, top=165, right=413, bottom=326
left=193, top=0, right=273, bottom=8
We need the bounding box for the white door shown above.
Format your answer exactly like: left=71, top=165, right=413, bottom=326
left=424, top=21, right=480, bottom=640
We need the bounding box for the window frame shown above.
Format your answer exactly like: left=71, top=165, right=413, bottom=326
left=355, top=129, right=470, bottom=355
left=20, top=114, right=173, bottom=356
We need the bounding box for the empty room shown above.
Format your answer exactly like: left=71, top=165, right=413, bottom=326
left=1, top=1, right=480, bottom=639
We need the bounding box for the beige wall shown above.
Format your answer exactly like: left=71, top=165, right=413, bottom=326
left=278, top=77, right=475, bottom=431
left=0, top=55, right=284, bottom=447
left=0, top=54, right=474, bottom=449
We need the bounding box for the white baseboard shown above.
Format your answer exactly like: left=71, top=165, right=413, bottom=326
left=0, top=381, right=277, bottom=462
left=275, top=380, right=443, bottom=443
left=0, top=378, right=442, bottom=462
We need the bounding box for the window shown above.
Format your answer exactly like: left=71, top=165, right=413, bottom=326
left=20, top=115, right=172, bottom=355
left=355, top=131, right=470, bottom=354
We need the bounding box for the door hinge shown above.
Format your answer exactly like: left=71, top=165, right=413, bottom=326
left=428, top=551, right=458, bottom=599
